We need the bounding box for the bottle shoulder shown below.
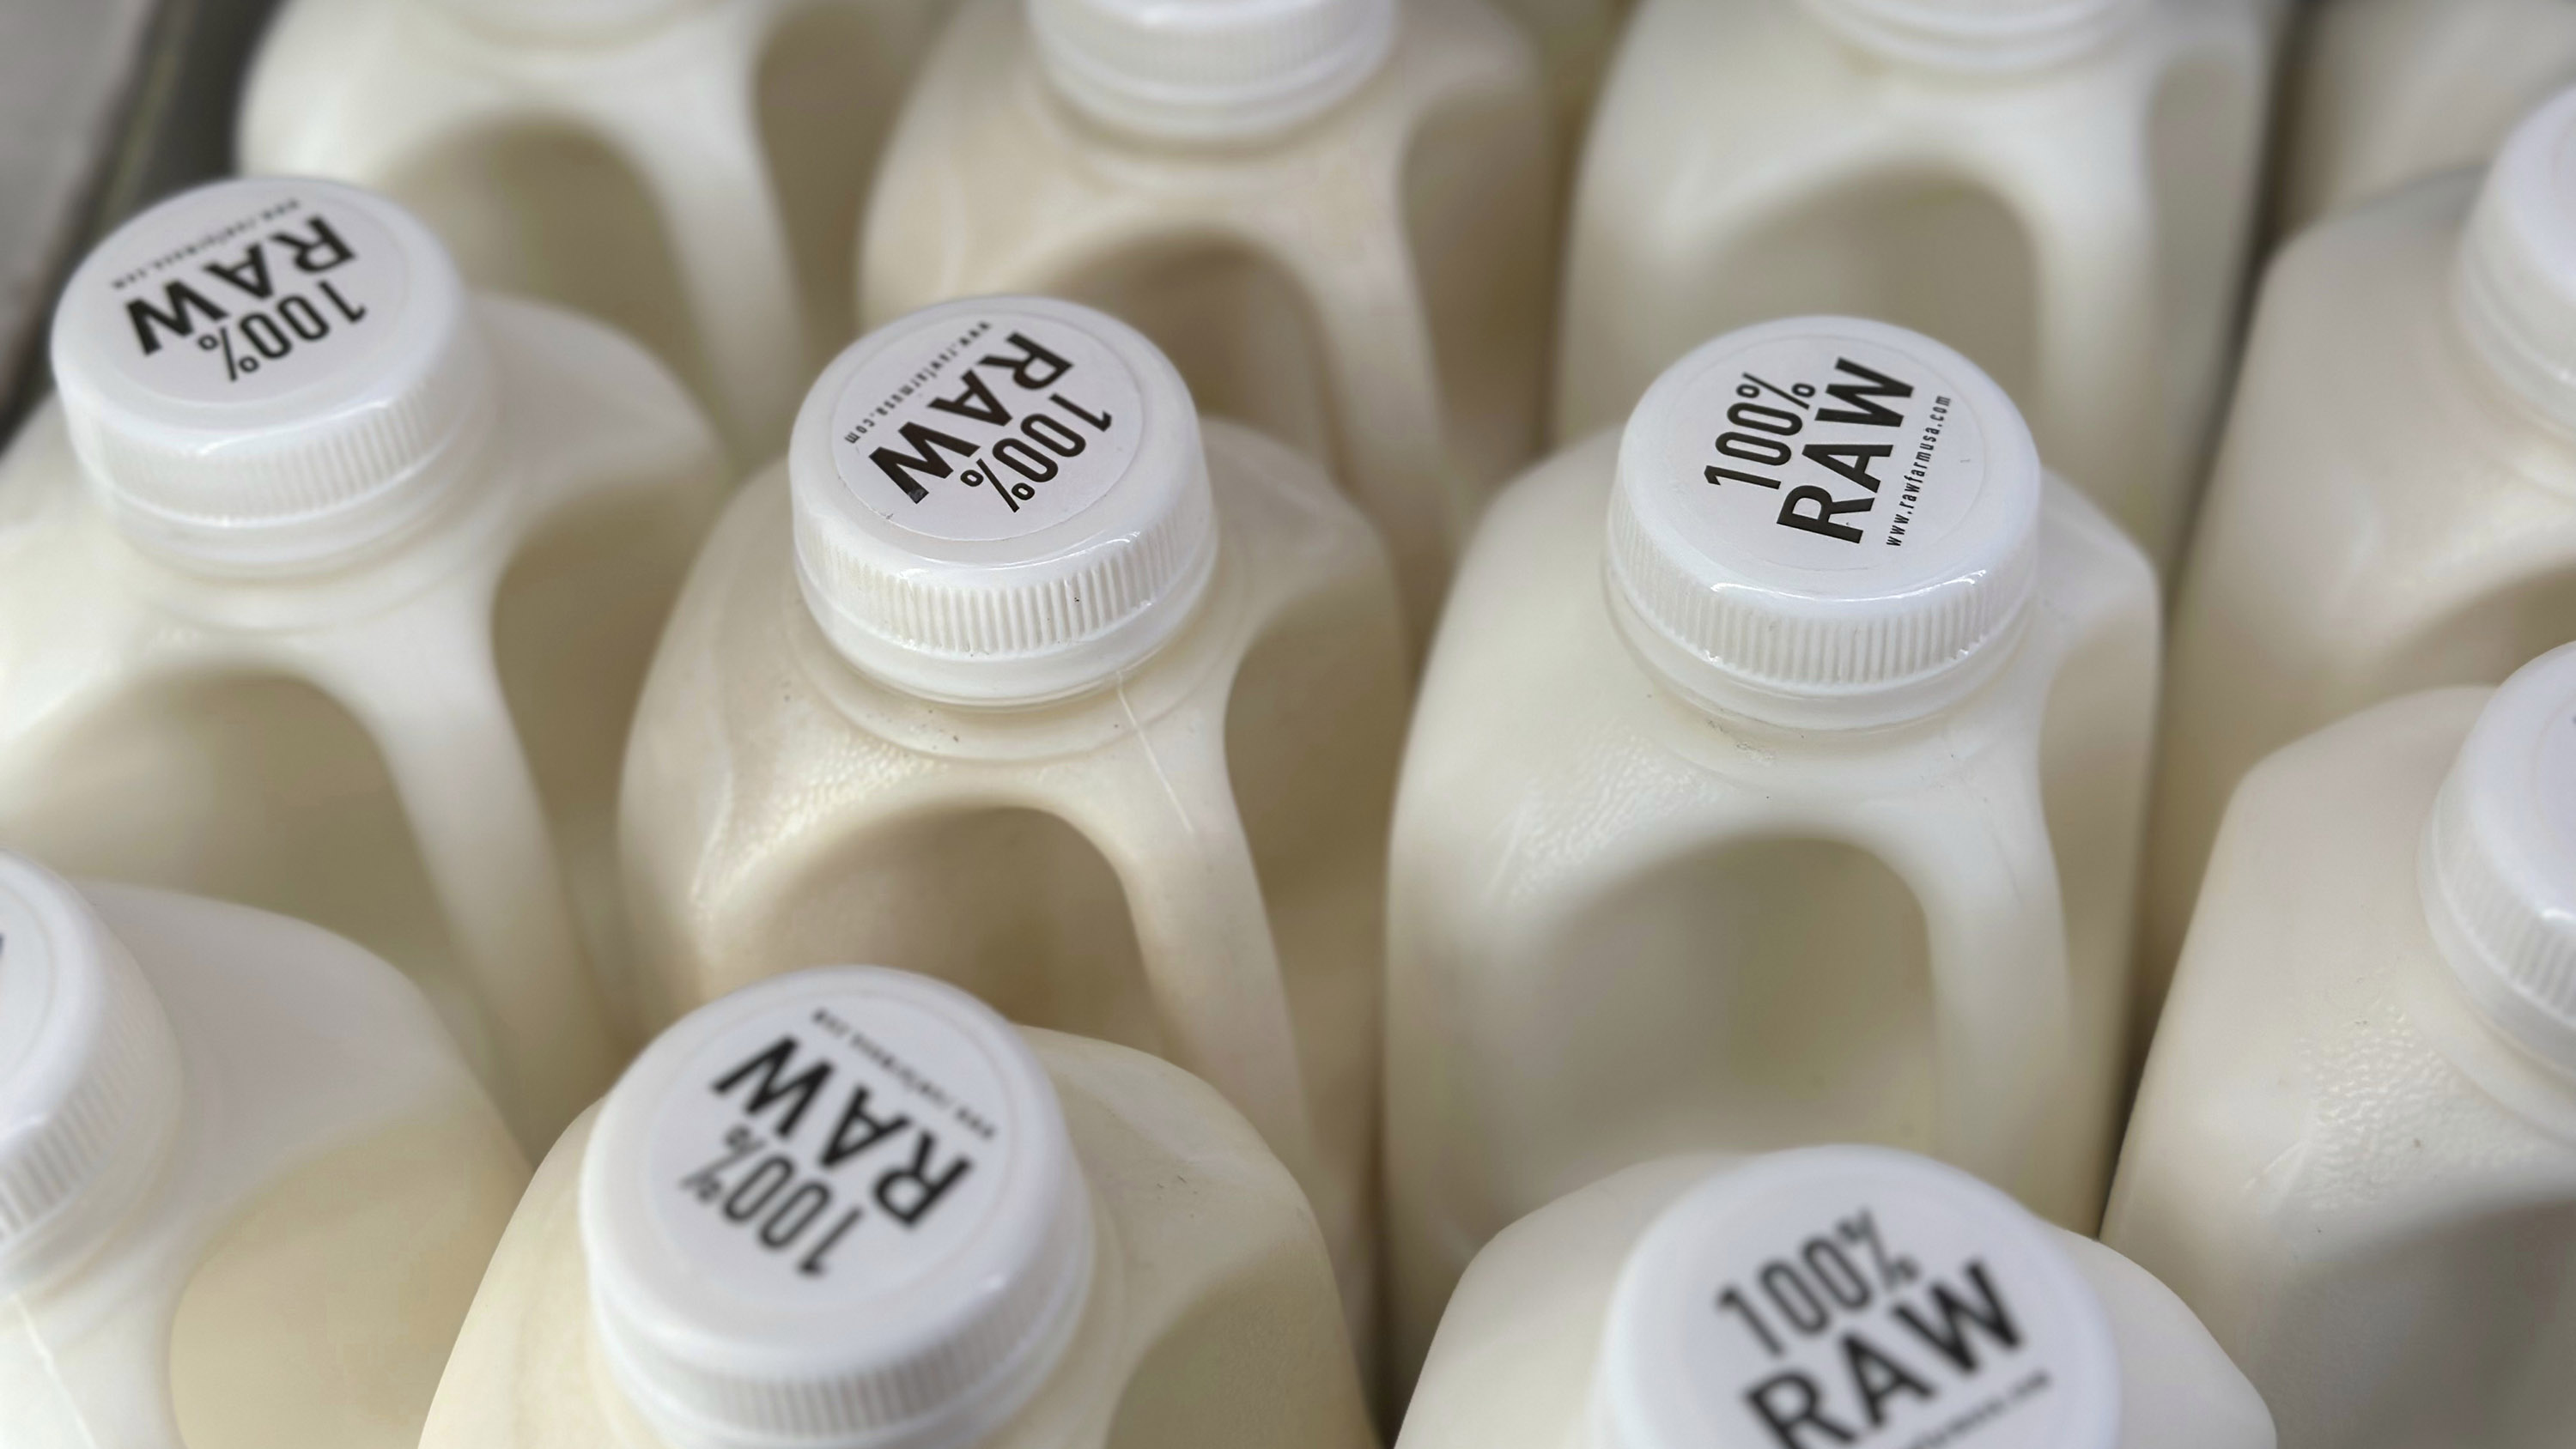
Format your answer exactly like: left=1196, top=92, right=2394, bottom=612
left=1399, top=439, right=2142, bottom=866
left=2134, top=687, right=2576, bottom=1236
left=28, top=883, right=512, bottom=1319
left=426, top=1032, right=1342, bottom=1449
left=633, top=424, right=1394, bottom=778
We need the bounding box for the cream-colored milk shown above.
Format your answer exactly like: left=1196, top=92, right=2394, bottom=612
left=240, top=0, right=948, bottom=462
left=1384, top=346, right=2158, bottom=1385
left=2278, top=0, right=2576, bottom=233
left=1556, top=0, right=2270, bottom=568
left=620, top=421, right=1405, bottom=1354
left=0, top=182, right=727, bottom=1149
left=0, top=872, right=528, bottom=1449
left=2142, top=136, right=2576, bottom=1019
left=2109, top=688, right=2576, bottom=1449
left=421, top=1028, right=1375, bottom=1449
left=1399, top=1153, right=2274, bottom=1449
left=857, top=0, right=1553, bottom=642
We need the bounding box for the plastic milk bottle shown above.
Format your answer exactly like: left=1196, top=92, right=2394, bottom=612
left=418, top=967, right=1376, bottom=1449
left=858, top=0, right=1554, bottom=642
left=1383, top=316, right=2159, bottom=1385
left=2109, top=644, right=2576, bottom=1449
left=2143, top=87, right=2576, bottom=1014
left=0, top=177, right=727, bottom=1149
left=618, top=296, right=1407, bottom=1351
left=2277, top=0, right=2576, bottom=233
left=1557, top=0, right=2270, bottom=568
left=1399, top=1148, right=2273, bottom=1449
left=240, top=0, right=947, bottom=461
left=0, top=852, right=528, bottom=1449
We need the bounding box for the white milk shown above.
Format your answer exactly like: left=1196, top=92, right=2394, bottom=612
left=2107, top=644, right=2576, bottom=1449
left=1400, top=1149, right=2273, bottom=1449
left=0, top=177, right=728, bottom=1149
left=421, top=966, right=1376, bottom=1449
left=858, top=0, right=1553, bottom=643
left=1384, top=317, right=2158, bottom=1386
left=619, top=296, right=1407, bottom=1355
left=1556, top=0, right=2270, bottom=569
left=2278, top=0, right=2576, bottom=233
left=2142, top=88, right=2576, bottom=1018
left=0, top=852, right=528, bottom=1449
left=239, top=0, right=947, bottom=463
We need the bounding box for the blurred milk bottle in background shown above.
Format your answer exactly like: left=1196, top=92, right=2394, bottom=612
left=2144, top=87, right=2576, bottom=1014
left=859, top=0, right=1554, bottom=646
left=2111, top=645, right=2576, bottom=1449
left=1383, top=318, right=2157, bottom=1385
left=0, top=852, right=527, bottom=1449
left=618, top=298, right=1406, bottom=1354
left=1397, top=1148, right=2273, bottom=1449
left=419, top=967, right=1376, bottom=1449
left=1557, top=0, right=2271, bottom=569
left=239, top=0, right=948, bottom=462
left=0, top=178, right=726, bottom=1148
left=2277, top=0, right=2576, bottom=233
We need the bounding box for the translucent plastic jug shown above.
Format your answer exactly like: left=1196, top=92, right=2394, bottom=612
left=0, top=177, right=727, bottom=1148
left=619, top=296, right=1407, bottom=1353
left=1556, top=0, right=2270, bottom=568
left=1400, top=1149, right=2273, bottom=1449
left=240, top=0, right=947, bottom=462
left=1384, top=316, right=2158, bottom=1384
left=2109, top=644, right=2576, bottom=1449
left=858, top=0, right=1553, bottom=643
left=2278, top=0, right=2576, bottom=233
left=2143, top=87, right=2576, bottom=1015
left=0, top=852, right=528, bottom=1449
left=419, top=966, right=1376, bottom=1449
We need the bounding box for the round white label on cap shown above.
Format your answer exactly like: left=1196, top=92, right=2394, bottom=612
left=645, top=990, right=1016, bottom=1306
left=1614, top=1160, right=2114, bottom=1449
left=1658, top=333, right=1989, bottom=572
left=76, top=187, right=410, bottom=407
left=829, top=311, right=1146, bottom=543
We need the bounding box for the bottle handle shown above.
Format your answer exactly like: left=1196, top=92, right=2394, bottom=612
left=1852, top=753, right=2075, bottom=1203
left=317, top=605, right=621, bottom=1151
left=598, top=68, right=810, bottom=462
left=1065, top=712, right=1334, bottom=1220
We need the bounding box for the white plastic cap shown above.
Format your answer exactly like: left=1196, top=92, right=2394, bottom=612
left=1594, top=1147, right=2121, bottom=1449
left=582, top=967, right=1093, bottom=1449
left=426, top=0, right=705, bottom=39
left=1604, top=316, right=2042, bottom=730
left=1797, top=0, right=2136, bottom=70
left=50, top=177, right=495, bottom=573
left=0, top=855, right=183, bottom=1293
left=1029, top=0, right=1396, bottom=142
left=2458, top=87, right=2576, bottom=434
left=2420, top=644, right=2576, bottom=1069
left=790, top=297, right=1218, bottom=706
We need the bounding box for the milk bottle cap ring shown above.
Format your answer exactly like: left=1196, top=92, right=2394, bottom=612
left=0, top=855, right=182, bottom=1292
left=1796, top=0, right=2138, bottom=70
left=2421, top=644, right=2576, bottom=1070
left=2458, top=86, right=2576, bottom=434
left=789, top=296, right=1218, bottom=706
left=583, top=967, right=1092, bottom=1449
left=1029, top=0, right=1396, bottom=142
left=1595, top=1147, right=2121, bottom=1449
left=1605, top=316, right=2042, bottom=729
left=49, top=177, right=495, bottom=572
